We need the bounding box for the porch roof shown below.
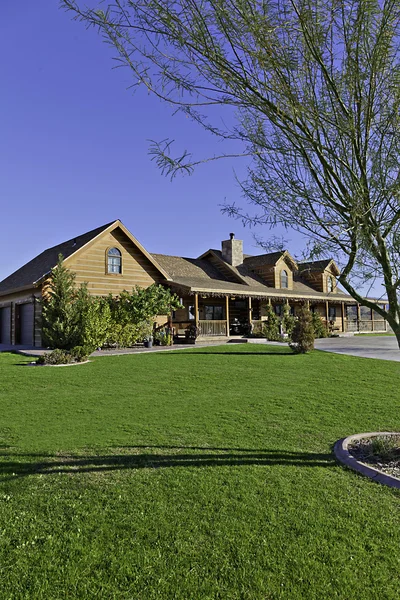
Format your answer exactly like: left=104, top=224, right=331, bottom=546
left=151, top=253, right=354, bottom=302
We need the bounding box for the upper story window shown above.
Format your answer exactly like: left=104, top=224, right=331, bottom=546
left=280, top=269, right=289, bottom=288
left=107, top=247, right=122, bottom=274
left=327, top=276, right=334, bottom=292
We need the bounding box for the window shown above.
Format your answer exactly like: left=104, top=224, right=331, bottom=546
left=205, top=305, right=224, bottom=320
left=281, top=270, right=289, bottom=288
left=327, top=276, right=334, bottom=292
left=107, top=247, right=122, bottom=274
left=274, top=304, right=282, bottom=316
left=329, top=306, right=336, bottom=320
left=188, top=305, right=196, bottom=320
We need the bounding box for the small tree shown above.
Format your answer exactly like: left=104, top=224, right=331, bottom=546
left=75, top=285, right=112, bottom=351
left=311, top=312, right=328, bottom=339
left=262, top=305, right=280, bottom=341
left=290, top=305, right=314, bottom=354
left=282, top=304, right=296, bottom=338
left=42, top=254, right=79, bottom=349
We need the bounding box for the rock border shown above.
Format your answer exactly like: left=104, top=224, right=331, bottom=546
left=27, top=360, right=91, bottom=367
left=334, top=432, right=400, bottom=489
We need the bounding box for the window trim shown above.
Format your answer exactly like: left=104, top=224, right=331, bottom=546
left=280, top=269, right=289, bottom=289
left=106, top=246, right=122, bottom=275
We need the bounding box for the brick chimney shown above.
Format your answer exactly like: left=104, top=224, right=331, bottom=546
left=221, top=233, right=243, bottom=266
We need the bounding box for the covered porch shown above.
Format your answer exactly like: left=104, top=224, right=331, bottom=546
left=170, top=291, right=389, bottom=340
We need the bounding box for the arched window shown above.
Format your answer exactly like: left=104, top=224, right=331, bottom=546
left=327, top=276, right=334, bottom=292
left=107, top=247, right=122, bottom=274
left=281, top=269, right=289, bottom=288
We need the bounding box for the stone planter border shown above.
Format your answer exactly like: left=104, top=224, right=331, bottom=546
left=334, top=432, right=400, bottom=489
left=27, top=360, right=92, bottom=368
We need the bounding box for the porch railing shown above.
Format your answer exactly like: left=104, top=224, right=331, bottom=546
left=251, top=320, right=264, bottom=334
left=198, top=320, right=227, bottom=336
left=345, top=319, right=387, bottom=332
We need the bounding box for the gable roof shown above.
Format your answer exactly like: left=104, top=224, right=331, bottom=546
left=0, top=220, right=171, bottom=296
left=299, top=259, right=340, bottom=275
left=244, top=250, right=298, bottom=270
left=152, top=251, right=351, bottom=301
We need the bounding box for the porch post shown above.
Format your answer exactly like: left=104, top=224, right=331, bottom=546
left=371, top=307, right=374, bottom=332
left=325, top=300, right=329, bottom=326
left=225, top=295, right=230, bottom=337
left=194, top=293, right=199, bottom=328
left=248, top=297, right=252, bottom=325
left=357, top=303, right=361, bottom=332
left=341, top=302, right=345, bottom=333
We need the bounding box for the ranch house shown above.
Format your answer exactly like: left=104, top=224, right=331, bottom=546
left=0, top=220, right=388, bottom=347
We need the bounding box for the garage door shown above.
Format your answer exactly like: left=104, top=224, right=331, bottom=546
left=19, top=303, right=34, bottom=345
left=0, top=307, right=11, bottom=344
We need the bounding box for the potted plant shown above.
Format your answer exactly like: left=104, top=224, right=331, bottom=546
left=143, top=336, right=153, bottom=348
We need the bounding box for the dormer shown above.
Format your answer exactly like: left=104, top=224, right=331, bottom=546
left=298, top=259, right=340, bottom=293
left=244, top=250, right=297, bottom=290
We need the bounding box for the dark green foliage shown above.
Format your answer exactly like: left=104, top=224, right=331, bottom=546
left=42, top=258, right=181, bottom=350
left=104, top=285, right=182, bottom=347
left=261, top=304, right=280, bottom=341
left=282, top=304, right=296, bottom=337
left=42, top=255, right=79, bottom=349
left=311, top=312, right=328, bottom=338
left=290, top=305, right=315, bottom=353
left=36, top=346, right=89, bottom=365
left=74, top=285, right=111, bottom=352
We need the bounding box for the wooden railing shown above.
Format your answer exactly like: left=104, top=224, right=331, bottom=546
left=251, top=320, right=264, bottom=334
left=198, top=320, right=227, bottom=336
left=345, top=319, right=387, bottom=332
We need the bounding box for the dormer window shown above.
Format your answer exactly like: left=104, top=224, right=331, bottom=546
left=107, top=247, right=122, bottom=274
left=281, top=269, right=289, bottom=288
left=327, top=276, right=334, bottom=292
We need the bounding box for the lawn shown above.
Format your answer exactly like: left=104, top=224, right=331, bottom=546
left=1, top=344, right=400, bottom=599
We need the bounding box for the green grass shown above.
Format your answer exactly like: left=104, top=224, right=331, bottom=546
left=1, top=344, right=400, bottom=599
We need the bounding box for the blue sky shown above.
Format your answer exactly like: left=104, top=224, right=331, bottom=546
left=0, top=3, right=385, bottom=299
left=0, top=2, right=309, bottom=283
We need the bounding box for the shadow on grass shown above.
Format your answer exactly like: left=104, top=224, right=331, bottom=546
left=0, top=447, right=335, bottom=480
left=165, top=351, right=296, bottom=356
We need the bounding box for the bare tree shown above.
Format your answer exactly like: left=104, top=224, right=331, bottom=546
left=62, top=0, right=400, bottom=346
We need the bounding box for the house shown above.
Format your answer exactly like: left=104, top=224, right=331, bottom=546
left=0, top=220, right=388, bottom=347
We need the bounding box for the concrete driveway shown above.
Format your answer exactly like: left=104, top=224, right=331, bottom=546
left=315, top=335, right=400, bottom=362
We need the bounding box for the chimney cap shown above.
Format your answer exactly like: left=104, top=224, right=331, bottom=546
left=229, top=232, right=235, bottom=240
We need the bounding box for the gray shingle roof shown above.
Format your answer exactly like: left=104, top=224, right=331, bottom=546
left=0, top=221, right=115, bottom=295
left=152, top=252, right=351, bottom=301
left=298, top=259, right=333, bottom=272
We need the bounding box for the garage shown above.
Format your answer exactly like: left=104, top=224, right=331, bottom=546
left=0, top=307, right=11, bottom=344
left=18, top=303, right=34, bottom=346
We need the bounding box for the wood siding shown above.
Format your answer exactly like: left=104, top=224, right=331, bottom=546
left=65, top=229, right=165, bottom=296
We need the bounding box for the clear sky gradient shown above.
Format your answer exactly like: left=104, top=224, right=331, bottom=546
left=0, top=3, right=383, bottom=299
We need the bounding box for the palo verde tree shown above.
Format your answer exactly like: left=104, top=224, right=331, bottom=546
left=62, top=0, right=400, bottom=347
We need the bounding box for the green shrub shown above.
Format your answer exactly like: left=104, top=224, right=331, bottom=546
left=262, top=305, right=281, bottom=341
left=70, top=346, right=89, bottom=362
left=290, top=305, right=315, bottom=353
left=282, top=304, right=296, bottom=337
left=311, top=312, right=328, bottom=338
left=41, top=349, right=72, bottom=365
